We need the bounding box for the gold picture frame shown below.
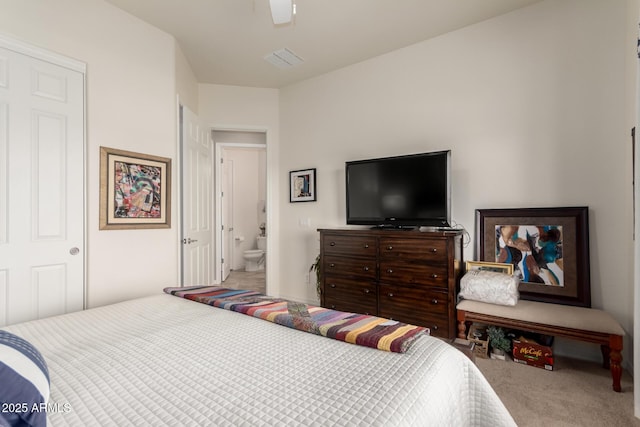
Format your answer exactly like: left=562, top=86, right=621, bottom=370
left=99, top=146, right=171, bottom=230
left=465, top=261, right=514, bottom=275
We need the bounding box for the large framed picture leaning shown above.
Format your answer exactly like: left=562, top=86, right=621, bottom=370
left=476, top=206, right=591, bottom=307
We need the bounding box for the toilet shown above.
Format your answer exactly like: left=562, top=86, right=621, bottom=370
left=243, top=236, right=266, bottom=272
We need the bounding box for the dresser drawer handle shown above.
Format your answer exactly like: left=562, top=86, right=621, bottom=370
left=363, top=266, right=369, bottom=272
left=364, top=244, right=369, bottom=249
left=430, top=248, right=438, bottom=253
left=330, top=305, right=336, bottom=309
left=330, top=283, right=336, bottom=288
left=388, top=293, right=394, bottom=297
left=330, top=241, right=336, bottom=246
left=431, top=299, right=439, bottom=304
left=386, top=269, right=393, bottom=274
left=431, top=274, right=438, bottom=279
left=329, top=263, right=336, bottom=268
left=387, top=245, right=393, bottom=250
left=364, top=289, right=370, bottom=294
left=432, top=325, right=439, bottom=330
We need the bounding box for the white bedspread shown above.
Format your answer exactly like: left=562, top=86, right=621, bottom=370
left=5, top=294, right=516, bottom=426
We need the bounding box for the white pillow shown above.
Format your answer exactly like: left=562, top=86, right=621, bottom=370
left=459, top=270, right=519, bottom=306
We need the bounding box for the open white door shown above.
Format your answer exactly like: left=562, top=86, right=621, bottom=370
left=221, top=154, right=233, bottom=281
left=180, top=105, right=213, bottom=286
left=0, top=43, right=85, bottom=326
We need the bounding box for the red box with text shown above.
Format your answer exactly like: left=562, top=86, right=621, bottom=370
left=512, top=339, right=554, bottom=371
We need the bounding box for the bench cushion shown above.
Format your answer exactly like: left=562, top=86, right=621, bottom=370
left=457, top=299, right=625, bottom=336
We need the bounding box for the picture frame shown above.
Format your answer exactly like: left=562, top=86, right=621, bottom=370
left=99, top=146, right=171, bottom=230
left=289, top=168, right=316, bottom=202
left=465, top=261, right=514, bottom=275
left=476, top=207, right=591, bottom=307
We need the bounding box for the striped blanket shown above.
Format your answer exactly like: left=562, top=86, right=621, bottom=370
left=163, top=286, right=429, bottom=353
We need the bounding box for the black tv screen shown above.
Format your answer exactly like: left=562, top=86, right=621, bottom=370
left=346, top=150, right=451, bottom=228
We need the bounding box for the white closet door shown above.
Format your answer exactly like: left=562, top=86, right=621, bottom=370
left=0, top=46, right=85, bottom=326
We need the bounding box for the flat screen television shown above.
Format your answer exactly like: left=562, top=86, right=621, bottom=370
left=345, top=150, right=451, bottom=228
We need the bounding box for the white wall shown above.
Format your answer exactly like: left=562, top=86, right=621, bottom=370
left=198, top=84, right=280, bottom=292
left=175, top=40, right=198, bottom=114
left=0, top=0, right=179, bottom=308
left=279, top=0, right=635, bottom=363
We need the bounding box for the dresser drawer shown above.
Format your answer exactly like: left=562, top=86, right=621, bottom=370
left=323, top=255, right=376, bottom=280
left=390, top=313, right=450, bottom=338
left=379, top=237, right=447, bottom=261
left=324, top=294, right=377, bottom=315
left=322, top=234, right=377, bottom=257
left=378, top=283, right=449, bottom=316
left=379, top=261, right=448, bottom=287
left=324, top=277, right=376, bottom=301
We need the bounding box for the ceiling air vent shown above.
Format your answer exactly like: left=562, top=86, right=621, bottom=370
left=264, top=48, right=304, bottom=69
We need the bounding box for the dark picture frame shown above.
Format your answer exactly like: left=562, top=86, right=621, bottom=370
left=289, top=168, right=316, bottom=202
left=476, top=207, right=590, bottom=307
left=99, top=146, right=171, bottom=230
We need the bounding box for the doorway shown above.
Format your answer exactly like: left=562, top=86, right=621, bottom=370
left=214, top=130, right=266, bottom=294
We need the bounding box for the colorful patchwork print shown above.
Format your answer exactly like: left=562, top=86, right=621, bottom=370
left=164, top=286, right=428, bottom=353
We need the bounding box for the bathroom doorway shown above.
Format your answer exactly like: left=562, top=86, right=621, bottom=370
left=213, top=130, right=266, bottom=294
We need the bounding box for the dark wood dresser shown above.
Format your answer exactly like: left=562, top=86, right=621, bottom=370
left=318, top=228, right=463, bottom=339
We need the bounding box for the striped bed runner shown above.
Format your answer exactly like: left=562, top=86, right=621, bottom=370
left=164, top=286, right=429, bottom=353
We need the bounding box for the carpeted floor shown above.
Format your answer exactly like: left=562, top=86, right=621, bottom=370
left=476, top=355, right=639, bottom=426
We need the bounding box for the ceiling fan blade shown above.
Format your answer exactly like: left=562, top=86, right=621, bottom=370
left=269, top=0, right=292, bottom=24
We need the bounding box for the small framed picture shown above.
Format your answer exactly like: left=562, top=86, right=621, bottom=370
left=99, top=146, right=171, bottom=230
left=465, top=261, right=514, bottom=275
left=289, top=168, right=316, bottom=202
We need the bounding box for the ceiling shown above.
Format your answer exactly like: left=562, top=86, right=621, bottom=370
left=105, top=0, right=543, bottom=88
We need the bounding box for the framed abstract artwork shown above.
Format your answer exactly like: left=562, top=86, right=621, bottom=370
left=476, top=207, right=590, bottom=307
left=99, top=146, right=171, bottom=230
left=289, top=168, right=316, bottom=202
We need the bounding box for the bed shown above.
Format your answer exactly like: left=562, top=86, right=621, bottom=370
left=1, top=287, right=516, bottom=426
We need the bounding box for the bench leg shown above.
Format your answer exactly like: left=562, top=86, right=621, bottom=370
left=600, top=344, right=610, bottom=369
left=608, top=335, right=623, bottom=392
left=456, top=311, right=467, bottom=339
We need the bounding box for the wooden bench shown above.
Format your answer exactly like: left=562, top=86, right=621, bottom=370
left=456, top=299, right=625, bottom=392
